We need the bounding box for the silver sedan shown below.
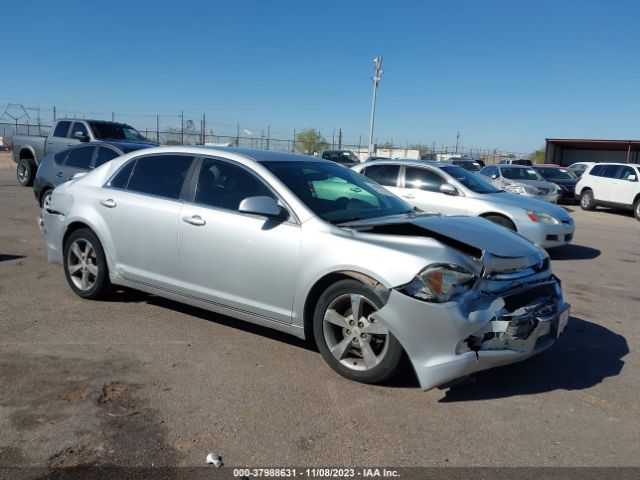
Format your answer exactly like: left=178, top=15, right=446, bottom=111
left=352, top=160, right=575, bottom=249
left=42, top=147, right=569, bottom=389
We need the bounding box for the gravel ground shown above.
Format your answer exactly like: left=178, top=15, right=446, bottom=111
left=0, top=167, right=638, bottom=471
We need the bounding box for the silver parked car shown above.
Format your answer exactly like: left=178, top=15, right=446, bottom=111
left=352, top=160, right=575, bottom=249
left=42, top=147, right=569, bottom=390
left=480, top=165, right=559, bottom=203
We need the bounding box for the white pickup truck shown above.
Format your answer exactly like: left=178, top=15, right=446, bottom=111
left=12, top=119, right=149, bottom=186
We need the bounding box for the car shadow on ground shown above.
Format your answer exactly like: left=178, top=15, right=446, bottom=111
left=0, top=254, right=25, bottom=262
left=108, top=288, right=316, bottom=352
left=549, top=244, right=601, bottom=260
left=439, top=316, right=628, bottom=402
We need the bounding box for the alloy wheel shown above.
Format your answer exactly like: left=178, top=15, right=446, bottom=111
left=66, top=238, right=99, bottom=291
left=322, top=293, right=390, bottom=371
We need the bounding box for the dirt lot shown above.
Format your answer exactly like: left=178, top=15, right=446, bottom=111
left=0, top=158, right=639, bottom=471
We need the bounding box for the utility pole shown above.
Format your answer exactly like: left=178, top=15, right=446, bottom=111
left=455, top=130, right=461, bottom=153
left=112, top=111, right=115, bottom=121
left=292, top=128, right=296, bottom=152
left=156, top=115, right=160, bottom=144
left=367, top=56, right=383, bottom=157
left=180, top=111, right=184, bottom=144
left=202, top=112, right=206, bottom=145
left=53, top=106, right=56, bottom=122
left=266, top=126, right=270, bottom=150
left=236, top=123, right=240, bottom=147
left=338, top=128, right=343, bottom=149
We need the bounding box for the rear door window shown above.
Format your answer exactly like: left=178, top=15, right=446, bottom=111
left=601, top=165, right=619, bottom=178
left=126, top=154, right=194, bottom=200
left=362, top=164, right=400, bottom=187
left=52, top=121, right=72, bottom=138
left=64, top=146, right=96, bottom=169
left=404, top=167, right=445, bottom=192
left=589, top=165, right=604, bottom=176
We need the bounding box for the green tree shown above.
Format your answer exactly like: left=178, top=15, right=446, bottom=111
left=528, top=147, right=545, bottom=164
left=409, top=143, right=429, bottom=150
left=377, top=141, right=394, bottom=149
left=295, top=128, right=329, bottom=155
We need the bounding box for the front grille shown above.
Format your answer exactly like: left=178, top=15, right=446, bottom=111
left=502, top=282, right=558, bottom=312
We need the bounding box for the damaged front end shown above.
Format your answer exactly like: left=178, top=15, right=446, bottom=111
left=372, top=250, right=570, bottom=390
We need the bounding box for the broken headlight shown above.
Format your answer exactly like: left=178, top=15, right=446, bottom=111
left=401, top=264, right=478, bottom=303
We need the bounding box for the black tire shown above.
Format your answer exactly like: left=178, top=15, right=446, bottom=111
left=313, top=279, right=406, bottom=385
left=580, top=189, right=596, bottom=211
left=40, top=189, right=52, bottom=209
left=17, top=158, right=36, bottom=187
left=634, top=198, right=640, bottom=221
left=63, top=228, right=112, bottom=300
left=484, top=214, right=517, bottom=231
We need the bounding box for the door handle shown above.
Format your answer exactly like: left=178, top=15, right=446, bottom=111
left=402, top=194, right=415, bottom=199
left=182, top=215, right=206, bottom=226
left=66, top=143, right=73, bottom=146
left=55, top=172, right=63, bottom=177
left=99, top=199, right=116, bottom=208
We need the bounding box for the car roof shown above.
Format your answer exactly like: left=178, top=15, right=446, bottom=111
left=120, top=145, right=328, bottom=164
left=497, top=164, right=534, bottom=169
left=356, top=159, right=447, bottom=169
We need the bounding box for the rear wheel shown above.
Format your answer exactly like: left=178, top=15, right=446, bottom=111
left=313, top=279, right=405, bottom=384
left=580, top=189, right=596, bottom=210
left=63, top=228, right=112, bottom=299
left=17, top=158, right=36, bottom=187
left=484, top=214, right=516, bottom=231
left=634, top=198, right=640, bottom=221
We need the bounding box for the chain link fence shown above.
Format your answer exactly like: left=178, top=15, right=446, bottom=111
left=0, top=104, right=526, bottom=162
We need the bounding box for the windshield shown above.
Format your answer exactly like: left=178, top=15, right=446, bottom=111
left=535, top=167, right=576, bottom=180
left=262, top=161, right=413, bottom=224
left=90, top=122, right=147, bottom=141
left=439, top=165, right=501, bottom=194
left=501, top=167, right=544, bottom=181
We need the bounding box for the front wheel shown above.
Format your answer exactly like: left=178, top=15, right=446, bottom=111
left=313, top=279, right=406, bottom=384
left=580, top=190, right=596, bottom=211
left=634, top=198, right=640, bottom=221
left=63, top=228, right=112, bottom=299
left=484, top=214, right=516, bottom=231
left=17, top=158, right=36, bottom=187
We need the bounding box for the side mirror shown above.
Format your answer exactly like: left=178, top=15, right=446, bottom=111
left=238, top=196, right=288, bottom=220
left=627, top=174, right=637, bottom=182
left=439, top=183, right=458, bottom=196
left=73, top=131, right=89, bottom=142
left=491, top=174, right=499, bottom=179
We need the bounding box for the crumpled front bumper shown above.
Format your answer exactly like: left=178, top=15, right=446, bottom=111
left=372, top=278, right=569, bottom=390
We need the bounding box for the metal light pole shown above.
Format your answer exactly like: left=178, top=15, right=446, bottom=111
left=367, top=57, right=383, bottom=158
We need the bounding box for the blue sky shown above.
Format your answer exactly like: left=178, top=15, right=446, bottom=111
left=3, top=0, right=640, bottom=153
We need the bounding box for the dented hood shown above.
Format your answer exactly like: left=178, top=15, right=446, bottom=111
left=340, top=214, right=540, bottom=259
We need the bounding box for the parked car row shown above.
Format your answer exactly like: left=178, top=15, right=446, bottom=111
left=12, top=118, right=154, bottom=187
left=39, top=146, right=570, bottom=390
left=352, top=160, right=575, bottom=248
